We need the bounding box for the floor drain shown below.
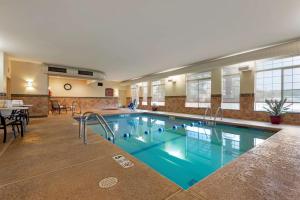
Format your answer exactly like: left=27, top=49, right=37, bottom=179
left=99, top=177, right=118, bottom=188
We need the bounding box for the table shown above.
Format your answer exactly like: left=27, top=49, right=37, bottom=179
left=0, top=106, right=29, bottom=111
left=14, top=105, right=32, bottom=123
left=0, top=107, right=29, bottom=131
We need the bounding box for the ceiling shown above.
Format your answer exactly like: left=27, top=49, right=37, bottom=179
left=0, top=0, right=300, bottom=81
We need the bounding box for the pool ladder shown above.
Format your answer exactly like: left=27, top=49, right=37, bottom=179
left=203, top=107, right=213, bottom=120
left=203, top=107, right=223, bottom=125
left=79, top=112, right=115, bottom=144
left=71, top=100, right=82, bottom=116
left=213, top=107, right=223, bottom=125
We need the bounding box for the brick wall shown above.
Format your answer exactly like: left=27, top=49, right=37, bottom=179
left=11, top=94, right=49, bottom=117
left=50, top=96, right=118, bottom=112
left=135, top=94, right=300, bottom=125
left=0, top=93, right=7, bottom=100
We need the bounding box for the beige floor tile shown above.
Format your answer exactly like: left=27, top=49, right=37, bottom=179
left=0, top=155, right=178, bottom=200
left=1, top=110, right=300, bottom=199
left=190, top=152, right=300, bottom=200
left=0, top=116, right=122, bottom=185
left=166, top=190, right=206, bottom=200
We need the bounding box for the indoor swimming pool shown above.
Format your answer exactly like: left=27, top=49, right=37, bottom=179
left=90, top=113, right=273, bottom=189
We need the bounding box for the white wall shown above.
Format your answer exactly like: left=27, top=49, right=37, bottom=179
left=49, top=76, right=124, bottom=98
left=0, top=52, right=5, bottom=93
left=165, top=74, right=186, bottom=96
left=125, top=40, right=300, bottom=97
left=11, top=60, right=48, bottom=95
left=129, top=40, right=300, bottom=84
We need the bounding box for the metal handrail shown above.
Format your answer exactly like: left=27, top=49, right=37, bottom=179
left=71, top=100, right=82, bottom=116
left=213, top=107, right=223, bottom=122
left=203, top=107, right=212, bottom=120
left=79, top=112, right=115, bottom=144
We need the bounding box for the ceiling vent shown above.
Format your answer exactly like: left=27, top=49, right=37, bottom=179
left=78, top=70, right=93, bottom=76
left=48, top=66, right=67, bottom=73
left=238, top=65, right=251, bottom=72
left=44, top=63, right=105, bottom=80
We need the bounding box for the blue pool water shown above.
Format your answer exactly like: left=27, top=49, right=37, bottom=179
left=89, top=113, right=273, bottom=189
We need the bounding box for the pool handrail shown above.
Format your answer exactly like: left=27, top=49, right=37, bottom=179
left=213, top=107, right=223, bottom=124
left=79, top=112, right=115, bottom=144
left=71, top=100, right=82, bottom=116
left=203, top=107, right=213, bottom=120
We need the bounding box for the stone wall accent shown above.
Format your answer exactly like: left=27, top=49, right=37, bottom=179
left=0, top=93, right=7, bottom=100
left=11, top=94, right=49, bottom=117
left=50, top=96, right=119, bottom=112
left=135, top=94, right=300, bottom=125
left=165, top=96, right=185, bottom=113
left=211, top=94, right=222, bottom=113
left=137, top=97, right=152, bottom=110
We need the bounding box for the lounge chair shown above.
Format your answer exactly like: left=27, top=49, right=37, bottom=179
left=50, top=100, right=67, bottom=114
left=128, top=99, right=137, bottom=110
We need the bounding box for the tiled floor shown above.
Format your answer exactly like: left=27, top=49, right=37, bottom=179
left=0, top=109, right=299, bottom=199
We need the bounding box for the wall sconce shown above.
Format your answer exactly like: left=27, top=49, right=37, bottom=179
left=167, top=76, right=176, bottom=83
left=238, top=65, right=251, bottom=72
left=26, top=80, right=33, bottom=88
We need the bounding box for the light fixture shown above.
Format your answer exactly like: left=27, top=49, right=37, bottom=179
left=167, top=76, right=176, bottom=83
left=26, top=80, right=33, bottom=88
left=238, top=65, right=250, bottom=71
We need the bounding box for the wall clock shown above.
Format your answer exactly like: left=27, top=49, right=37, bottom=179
left=64, top=83, right=72, bottom=90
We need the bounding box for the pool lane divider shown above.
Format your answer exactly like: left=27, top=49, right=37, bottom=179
left=120, top=122, right=205, bottom=141
left=123, top=133, right=130, bottom=138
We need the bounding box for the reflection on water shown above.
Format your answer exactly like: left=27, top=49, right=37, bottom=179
left=92, top=113, right=273, bottom=189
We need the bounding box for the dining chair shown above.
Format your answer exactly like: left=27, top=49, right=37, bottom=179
left=50, top=100, right=67, bottom=114
left=0, top=112, right=24, bottom=143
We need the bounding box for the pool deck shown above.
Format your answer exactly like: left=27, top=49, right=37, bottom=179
left=0, top=108, right=299, bottom=199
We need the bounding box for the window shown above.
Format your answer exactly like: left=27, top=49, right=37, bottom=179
left=186, top=126, right=212, bottom=142
left=130, top=84, right=139, bottom=105
left=222, top=132, right=240, bottom=150
left=222, top=65, right=240, bottom=110
left=151, top=80, right=165, bottom=106
left=185, top=72, right=211, bottom=108
left=254, top=138, right=265, bottom=146
left=140, top=82, right=148, bottom=105
left=255, top=55, right=300, bottom=112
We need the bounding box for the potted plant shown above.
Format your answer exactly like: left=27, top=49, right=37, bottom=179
left=152, top=103, right=158, bottom=111
left=264, top=98, right=291, bottom=124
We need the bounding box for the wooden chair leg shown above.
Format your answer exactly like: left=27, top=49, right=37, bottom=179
left=3, top=126, right=7, bottom=143
left=26, top=110, right=30, bottom=124
left=20, top=123, right=24, bottom=137
left=16, top=125, right=20, bottom=133
left=12, top=125, right=17, bottom=138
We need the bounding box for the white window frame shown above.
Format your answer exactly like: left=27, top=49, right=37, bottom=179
left=221, top=65, right=240, bottom=110
left=185, top=72, right=211, bottom=108
left=151, top=80, right=165, bottom=106
left=255, top=55, right=300, bottom=112
left=140, top=82, right=148, bottom=105
left=130, top=84, right=139, bottom=105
